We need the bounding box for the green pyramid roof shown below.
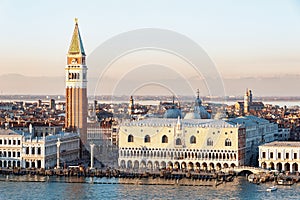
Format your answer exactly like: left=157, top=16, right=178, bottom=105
left=68, top=19, right=86, bottom=55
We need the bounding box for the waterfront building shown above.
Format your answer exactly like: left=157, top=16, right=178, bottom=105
left=259, top=141, right=300, bottom=172
left=0, top=128, right=80, bottom=169
left=22, top=132, right=80, bottom=169
left=229, top=115, right=278, bottom=166
left=0, top=129, right=22, bottom=168
left=65, top=19, right=88, bottom=145
left=8, top=122, right=63, bottom=138
left=118, top=117, right=246, bottom=171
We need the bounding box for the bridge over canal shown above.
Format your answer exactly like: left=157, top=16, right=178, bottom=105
left=221, top=166, right=269, bottom=174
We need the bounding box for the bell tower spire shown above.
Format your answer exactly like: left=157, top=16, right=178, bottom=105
left=68, top=18, right=86, bottom=56
left=65, top=18, right=88, bottom=148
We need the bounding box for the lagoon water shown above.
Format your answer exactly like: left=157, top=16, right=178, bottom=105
left=0, top=177, right=299, bottom=200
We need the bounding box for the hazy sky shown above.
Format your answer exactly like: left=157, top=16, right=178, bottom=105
left=0, top=0, right=300, bottom=96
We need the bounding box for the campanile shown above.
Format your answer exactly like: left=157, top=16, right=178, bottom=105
left=65, top=18, right=88, bottom=145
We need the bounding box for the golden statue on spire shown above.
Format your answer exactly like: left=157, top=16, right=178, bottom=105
left=75, top=18, right=78, bottom=24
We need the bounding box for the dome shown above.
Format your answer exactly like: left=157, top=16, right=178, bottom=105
left=199, top=106, right=211, bottom=119
left=193, top=104, right=211, bottom=119
left=187, top=89, right=211, bottom=119
left=184, top=112, right=201, bottom=119
left=163, top=108, right=182, bottom=119
left=195, top=97, right=202, bottom=106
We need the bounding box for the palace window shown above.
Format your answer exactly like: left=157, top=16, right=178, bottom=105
left=128, top=135, right=134, bottom=142
left=262, top=152, right=266, bottom=158
left=278, top=153, right=281, bottom=159
left=270, top=152, right=273, bottom=159
left=162, top=135, right=168, bottom=143
left=37, top=147, right=41, bottom=155
left=294, top=153, right=297, bottom=159
left=225, top=138, right=232, bottom=146
left=190, top=136, right=196, bottom=144
left=286, top=153, right=289, bottom=159
left=207, top=138, right=213, bottom=146
left=176, top=138, right=182, bottom=145
left=144, top=135, right=151, bottom=143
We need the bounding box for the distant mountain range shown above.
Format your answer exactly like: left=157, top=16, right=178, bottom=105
left=0, top=74, right=299, bottom=96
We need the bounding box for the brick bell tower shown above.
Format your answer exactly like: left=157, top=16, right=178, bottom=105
left=65, top=18, right=88, bottom=148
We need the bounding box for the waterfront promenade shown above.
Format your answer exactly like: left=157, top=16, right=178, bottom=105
left=0, top=167, right=235, bottom=186
left=1, top=166, right=300, bottom=187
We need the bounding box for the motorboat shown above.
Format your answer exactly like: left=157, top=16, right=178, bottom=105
left=266, top=186, right=277, bottom=192
left=277, top=179, right=294, bottom=186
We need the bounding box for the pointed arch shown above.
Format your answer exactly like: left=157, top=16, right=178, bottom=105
left=190, top=135, right=196, bottom=144
left=144, top=135, right=151, bottom=143
left=207, top=138, right=213, bottom=146
left=162, top=135, right=168, bottom=143
left=128, top=134, right=134, bottom=142
left=176, top=138, right=182, bottom=145
left=225, top=138, right=231, bottom=146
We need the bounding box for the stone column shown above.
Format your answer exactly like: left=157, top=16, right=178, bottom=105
left=41, top=159, right=45, bottom=169
left=56, top=139, right=61, bottom=169
left=90, top=143, right=95, bottom=169
left=21, top=158, right=25, bottom=168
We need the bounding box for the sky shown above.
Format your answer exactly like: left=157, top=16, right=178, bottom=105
left=0, top=0, right=300, bottom=96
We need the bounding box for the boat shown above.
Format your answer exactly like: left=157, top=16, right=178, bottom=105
left=277, top=179, right=294, bottom=186
left=266, top=186, right=277, bottom=192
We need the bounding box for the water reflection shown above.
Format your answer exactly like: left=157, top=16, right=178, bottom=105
left=0, top=177, right=299, bottom=200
